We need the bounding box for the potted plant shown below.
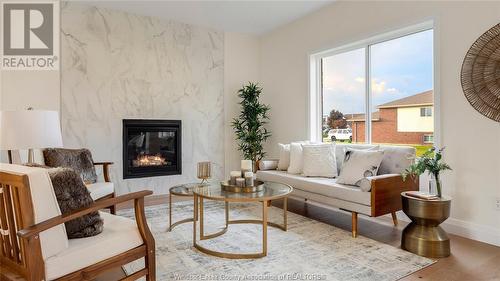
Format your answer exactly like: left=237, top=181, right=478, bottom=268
left=231, top=82, right=271, bottom=171
left=402, top=147, right=452, bottom=198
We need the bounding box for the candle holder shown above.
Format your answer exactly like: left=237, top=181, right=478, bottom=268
left=197, top=161, right=211, bottom=184
left=220, top=180, right=264, bottom=193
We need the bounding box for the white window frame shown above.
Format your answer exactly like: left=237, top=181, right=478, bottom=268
left=420, top=107, right=432, bottom=117
left=423, top=134, right=434, bottom=144
left=308, top=21, right=438, bottom=146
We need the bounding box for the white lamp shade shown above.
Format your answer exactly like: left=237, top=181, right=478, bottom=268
left=0, top=110, right=63, bottom=150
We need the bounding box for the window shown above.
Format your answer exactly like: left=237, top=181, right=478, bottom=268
left=423, top=134, right=434, bottom=143
left=312, top=23, right=434, bottom=156
left=420, top=107, right=432, bottom=117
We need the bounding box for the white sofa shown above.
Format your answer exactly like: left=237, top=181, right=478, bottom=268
left=257, top=143, right=419, bottom=237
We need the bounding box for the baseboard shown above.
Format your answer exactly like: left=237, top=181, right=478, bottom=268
left=440, top=218, right=500, bottom=247
left=379, top=212, right=500, bottom=247
left=291, top=195, right=500, bottom=247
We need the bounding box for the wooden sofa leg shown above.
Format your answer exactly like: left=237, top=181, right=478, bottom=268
left=109, top=193, right=116, bottom=214
left=351, top=212, right=358, bottom=238
left=391, top=212, right=398, bottom=226
left=109, top=204, right=116, bottom=215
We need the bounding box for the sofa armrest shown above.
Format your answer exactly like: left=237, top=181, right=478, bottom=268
left=18, top=190, right=152, bottom=239
left=370, top=174, right=418, bottom=217
left=93, top=161, right=113, bottom=182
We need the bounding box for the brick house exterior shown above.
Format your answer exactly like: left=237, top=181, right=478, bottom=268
left=347, top=91, right=434, bottom=145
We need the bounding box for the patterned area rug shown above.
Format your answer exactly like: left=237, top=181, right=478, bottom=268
left=119, top=201, right=434, bottom=281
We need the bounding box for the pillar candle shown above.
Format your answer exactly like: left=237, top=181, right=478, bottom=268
left=230, top=171, right=241, bottom=185
left=236, top=177, right=245, bottom=187
left=244, top=172, right=254, bottom=187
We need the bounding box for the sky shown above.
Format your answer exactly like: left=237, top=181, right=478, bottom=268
left=322, top=29, right=433, bottom=116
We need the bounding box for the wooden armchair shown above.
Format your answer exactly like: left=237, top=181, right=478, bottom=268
left=0, top=164, right=155, bottom=281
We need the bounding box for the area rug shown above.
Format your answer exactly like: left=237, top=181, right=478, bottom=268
left=119, top=201, right=434, bottom=281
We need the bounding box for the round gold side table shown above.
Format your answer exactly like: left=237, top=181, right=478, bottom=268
left=401, top=192, right=451, bottom=258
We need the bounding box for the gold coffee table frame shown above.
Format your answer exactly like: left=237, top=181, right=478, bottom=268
left=192, top=182, right=292, bottom=259
left=168, top=183, right=207, bottom=232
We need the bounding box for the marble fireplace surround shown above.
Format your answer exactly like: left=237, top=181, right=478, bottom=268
left=60, top=3, right=224, bottom=195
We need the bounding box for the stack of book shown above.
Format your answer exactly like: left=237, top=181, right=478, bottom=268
left=405, top=191, right=440, bottom=200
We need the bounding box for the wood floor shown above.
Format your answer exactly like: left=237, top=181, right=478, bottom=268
left=112, top=194, right=500, bottom=281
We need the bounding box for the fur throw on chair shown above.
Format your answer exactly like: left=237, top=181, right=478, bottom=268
left=47, top=167, right=104, bottom=238
left=43, top=148, right=98, bottom=184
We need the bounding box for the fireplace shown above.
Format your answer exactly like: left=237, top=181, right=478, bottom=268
left=123, top=119, right=181, bottom=179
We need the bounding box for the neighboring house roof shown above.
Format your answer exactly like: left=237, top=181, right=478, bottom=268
left=377, top=90, right=433, bottom=109
left=346, top=112, right=380, bottom=122
left=345, top=90, right=433, bottom=122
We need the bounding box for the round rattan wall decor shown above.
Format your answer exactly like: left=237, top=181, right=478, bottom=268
left=461, top=23, right=500, bottom=122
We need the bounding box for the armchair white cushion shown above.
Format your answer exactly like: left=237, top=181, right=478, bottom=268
left=0, top=164, right=68, bottom=259
left=86, top=182, right=114, bottom=200
left=44, top=212, right=143, bottom=280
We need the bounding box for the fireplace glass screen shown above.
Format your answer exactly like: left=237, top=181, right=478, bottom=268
left=123, top=120, right=181, bottom=179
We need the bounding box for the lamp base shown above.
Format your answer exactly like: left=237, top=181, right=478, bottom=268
left=27, top=149, right=35, bottom=164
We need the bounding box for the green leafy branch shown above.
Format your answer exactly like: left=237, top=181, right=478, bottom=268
left=231, top=82, right=271, bottom=162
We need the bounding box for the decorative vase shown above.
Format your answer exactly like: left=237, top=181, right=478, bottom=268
left=253, top=160, right=260, bottom=173
left=429, top=174, right=442, bottom=197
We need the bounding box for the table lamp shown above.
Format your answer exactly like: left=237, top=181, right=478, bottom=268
left=0, top=109, right=63, bottom=164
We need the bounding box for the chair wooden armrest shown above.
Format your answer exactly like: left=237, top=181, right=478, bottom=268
left=93, top=162, right=113, bottom=182
left=18, top=190, right=152, bottom=239
left=370, top=174, right=419, bottom=217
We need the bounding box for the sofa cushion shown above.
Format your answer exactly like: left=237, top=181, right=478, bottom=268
left=86, top=182, right=114, bottom=200
left=43, top=148, right=98, bottom=184
left=335, top=144, right=415, bottom=175
left=0, top=164, right=68, bottom=259
left=44, top=212, right=143, bottom=280
left=256, top=170, right=370, bottom=206
left=377, top=145, right=416, bottom=175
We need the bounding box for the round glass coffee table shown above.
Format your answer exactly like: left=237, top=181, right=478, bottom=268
left=192, top=181, right=292, bottom=259
left=168, top=183, right=208, bottom=231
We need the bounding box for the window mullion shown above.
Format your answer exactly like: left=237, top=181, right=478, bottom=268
left=365, top=46, right=372, bottom=144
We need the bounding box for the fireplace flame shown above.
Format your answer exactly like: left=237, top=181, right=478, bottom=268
left=133, top=154, right=167, bottom=167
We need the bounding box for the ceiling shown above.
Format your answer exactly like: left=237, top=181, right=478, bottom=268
left=86, top=1, right=334, bottom=35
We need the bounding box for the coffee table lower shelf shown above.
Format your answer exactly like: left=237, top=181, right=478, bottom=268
left=192, top=195, right=288, bottom=259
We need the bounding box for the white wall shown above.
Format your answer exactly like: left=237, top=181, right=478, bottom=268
left=224, top=32, right=261, bottom=177
left=61, top=3, right=225, bottom=195
left=0, top=71, right=60, bottom=163
left=259, top=1, right=500, bottom=245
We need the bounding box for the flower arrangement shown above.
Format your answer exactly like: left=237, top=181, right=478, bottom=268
left=402, top=147, right=452, bottom=198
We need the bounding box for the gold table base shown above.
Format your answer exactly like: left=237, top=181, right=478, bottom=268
left=401, top=193, right=451, bottom=258
left=168, top=190, right=194, bottom=232
left=193, top=195, right=288, bottom=259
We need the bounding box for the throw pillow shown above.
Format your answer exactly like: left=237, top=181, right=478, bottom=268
left=43, top=148, right=98, bottom=184
left=47, top=167, right=104, bottom=238
left=277, top=143, right=290, bottom=170
left=287, top=142, right=307, bottom=174
left=302, top=143, right=337, bottom=178
left=337, top=149, right=384, bottom=186
left=335, top=145, right=380, bottom=172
